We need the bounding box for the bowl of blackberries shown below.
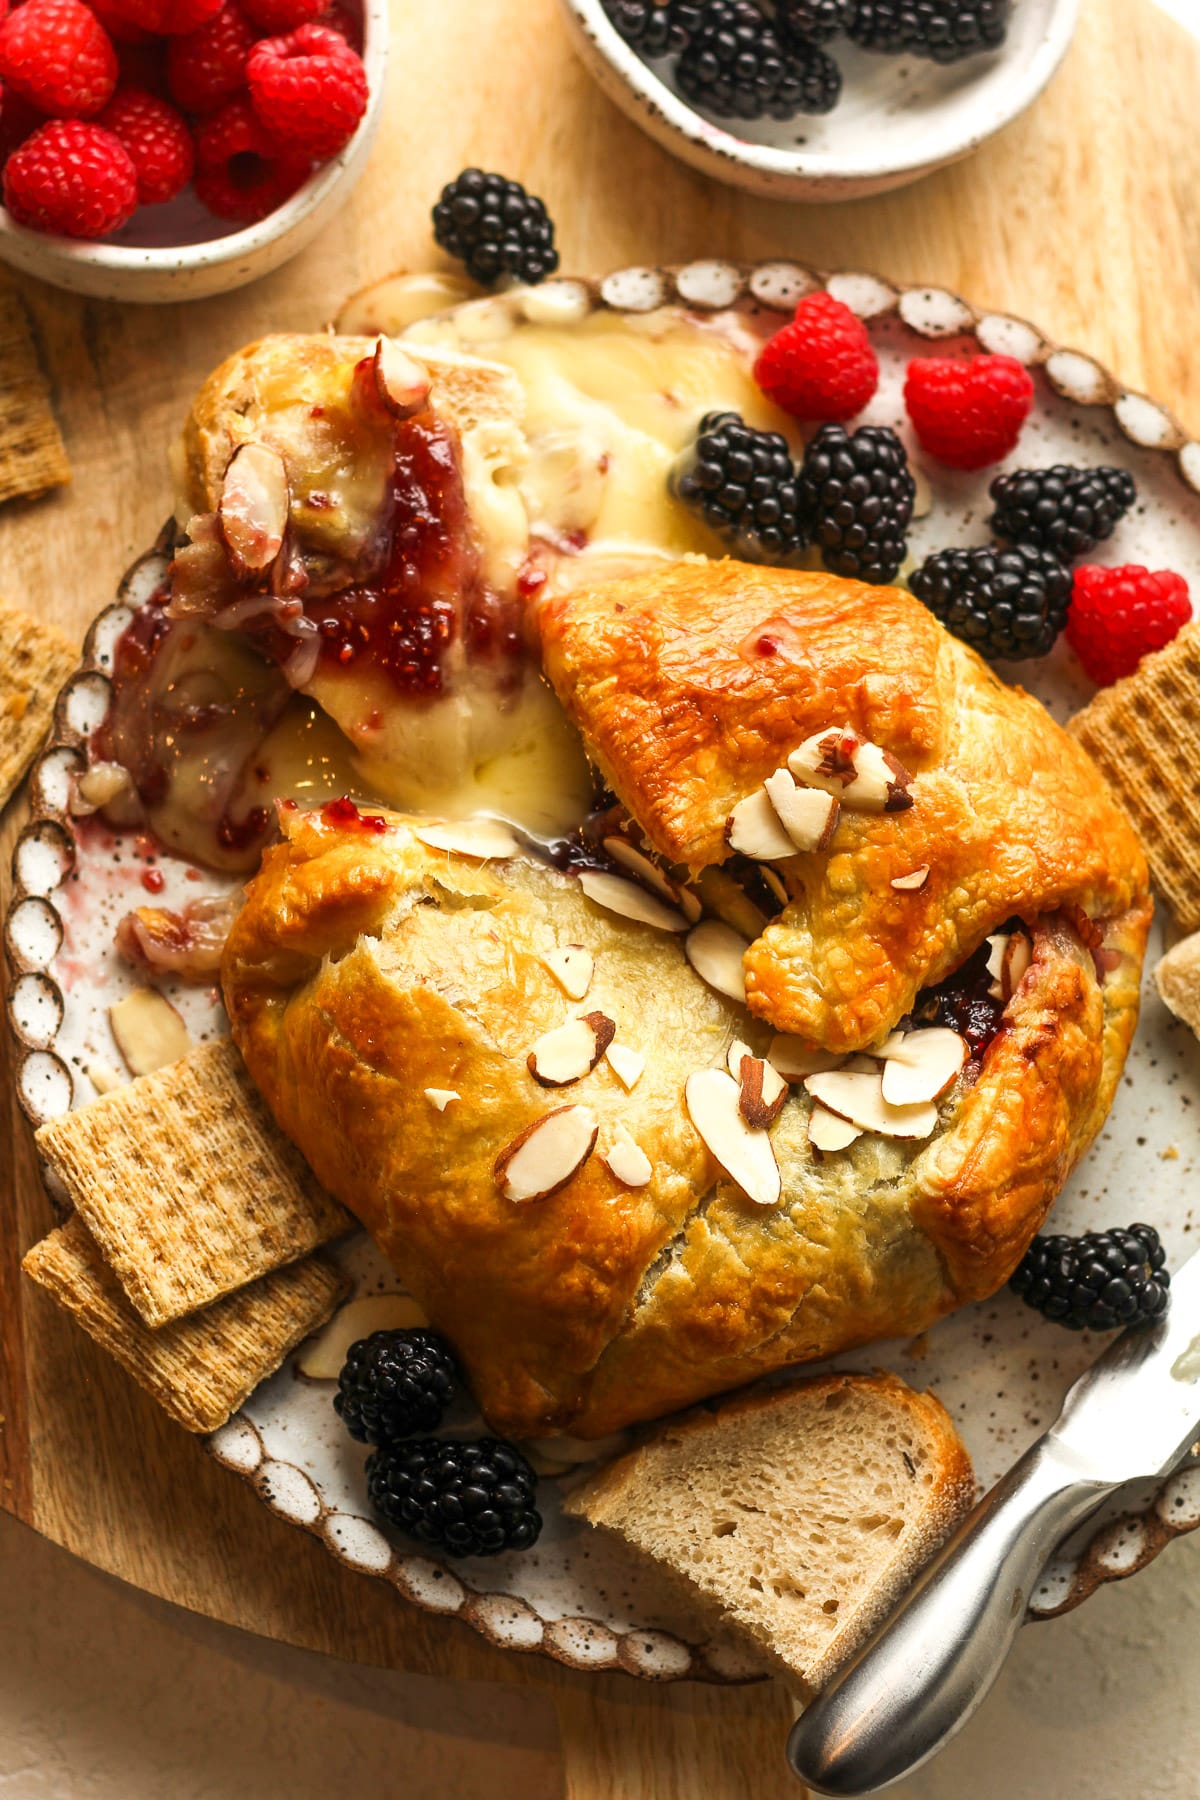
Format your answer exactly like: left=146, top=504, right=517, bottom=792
left=559, top=0, right=1080, bottom=199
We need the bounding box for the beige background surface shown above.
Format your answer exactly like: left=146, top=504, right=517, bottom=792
left=5, top=1506, right=1200, bottom=1798
left=3, top=0, right=1200, bottom=1793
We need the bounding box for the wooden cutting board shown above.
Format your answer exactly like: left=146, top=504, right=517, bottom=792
left=2, top=0, right=1199, bottom=1792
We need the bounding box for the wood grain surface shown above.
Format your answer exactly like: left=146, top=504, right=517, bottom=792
left=2, top=0, right=1199, bottom=1791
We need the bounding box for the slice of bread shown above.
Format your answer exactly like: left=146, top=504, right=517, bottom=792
left=1155, top=931, right=1200, bottom=1039
left=563, top=1372, right=974, bottom=1697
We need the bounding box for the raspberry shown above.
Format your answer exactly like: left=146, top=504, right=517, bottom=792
left=3, top=117, right=136, bottom=236
left=904, top=354, right=1034, bottom=470
left=193, top=94, right=308, bottom=220
left=98, top=86, right=192, bottom=202
left=1065, top=564, right=1192, bottom=687
left=0, top=0, right=117, bottom=117
left=311, top=0, right=359, bottom=47
left=87, top=0, right=153, bottom=44
left=246, top=23, right=366, bottom=158
left=240, top=0, right=324, bottom=31
left=754, top=291, right=878, bottom=423
left=167, top=1, right=252, bottom=111
left=110, top=0, right=223, bottom=34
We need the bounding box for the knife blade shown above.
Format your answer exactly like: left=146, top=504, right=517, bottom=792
left=787, top=1242, right=1200, bottom=1797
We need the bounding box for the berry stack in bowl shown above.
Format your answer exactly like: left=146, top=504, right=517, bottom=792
left=0, top=0, right=385, bottom=299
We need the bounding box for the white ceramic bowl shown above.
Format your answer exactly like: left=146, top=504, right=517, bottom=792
left=558, top=0, right=1079, bottom=201
left=0, top=0, right=386, bottom=303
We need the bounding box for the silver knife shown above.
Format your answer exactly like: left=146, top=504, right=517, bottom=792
left=788, top=1242, right=1200, bottom=1797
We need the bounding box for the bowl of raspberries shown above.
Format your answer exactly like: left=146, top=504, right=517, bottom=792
left=560, top=0, right=1079, bottom=199
left=0, top=0, right=385, bottom=299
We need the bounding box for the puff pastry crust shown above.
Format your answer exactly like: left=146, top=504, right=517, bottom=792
left=538, top=561, right=1151, bottom=1050
left=223, top=789, right=1149, bottom=1439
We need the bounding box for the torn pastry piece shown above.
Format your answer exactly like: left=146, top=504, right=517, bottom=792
left=222, top=806, right=1133, bottom=1440
left=1069, top=622, right=1200, bottom=932
left=538, top=559, right=1151, bottom=1051
left=22, top=1214, right=346, bottom=1433
left=35, top=1037, right=352, bottom=1328
left=0, top=598, right=77, bottom=807
left=1155, top=932, right=1200, bottom=1039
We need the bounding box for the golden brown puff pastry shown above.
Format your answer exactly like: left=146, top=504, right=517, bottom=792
left=222, top=803, right=1146, bottom=1440
left=538, top=560, right=1151, bottom=1051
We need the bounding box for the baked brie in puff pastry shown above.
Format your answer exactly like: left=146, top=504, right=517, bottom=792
left=222, top=564, right=1151, bottom=1440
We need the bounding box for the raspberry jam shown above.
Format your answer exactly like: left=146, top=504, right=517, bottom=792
left=304, top=412, right=522, bottom=697
left=912, top=932, right=1017, bottom=1060
left=320, top=796, right=388, bottom=832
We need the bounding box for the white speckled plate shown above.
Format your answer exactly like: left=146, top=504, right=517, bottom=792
left=10, top=260, right=1200, bottom=1680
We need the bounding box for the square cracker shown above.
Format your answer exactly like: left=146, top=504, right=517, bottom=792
left=0, top=598, right=77, bottom=808
left=35, top=1037, right=353, bottom=1329
left=22, top=1215, right=347, bottom=1433
left=1070, top=622, right=1200, bottom=931
left=0, top=291, right=70, bottom=506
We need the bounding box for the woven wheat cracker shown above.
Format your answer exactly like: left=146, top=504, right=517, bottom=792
left=22, top=1215, right=347, bottom=1432
left=0, top=292, right=70, bottom=506
left=35, top=1037, right=352, bottom=1328
left=0, top=598, right=77, bottom=806
left=1069, top=623, right=1200, bottom=930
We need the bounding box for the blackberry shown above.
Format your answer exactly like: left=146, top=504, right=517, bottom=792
left=777, top=0, right=851, bottom=44
left=366, top=1436, right=542, bottom=1558
left=672, top=410, right=809, bottom=562
left=334, top=1329, right=459, bottom=1446
left=601, top=0, right=704, bottom=56
left=676, top=1, right=841, bottom=119
left=432, top=169, right=559, bottom=287
left=910, top=542, right=1071, bottom=660
left=988, top=464, right=1137, bottom=563
left=799, top=423, right=914, bottom=585
left=847, top=0, right=1010, bottom=62
left=1010, top=1223, right=1170, bottom=1332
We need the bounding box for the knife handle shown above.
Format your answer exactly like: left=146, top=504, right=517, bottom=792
left=786, top=1442, right=1114, bottom=1796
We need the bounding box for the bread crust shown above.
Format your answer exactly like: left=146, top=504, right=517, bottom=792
left=562, top=1371, right=976, bottom=1696
left=538, top=560, right=1152, bottom=1048
left=222, top=795, right=1147, bottom=1439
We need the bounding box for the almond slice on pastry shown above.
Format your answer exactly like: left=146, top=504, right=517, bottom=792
left=684, top=1069, right=780, bottom=1208
left=495, top=1106, right=599, bottom=1203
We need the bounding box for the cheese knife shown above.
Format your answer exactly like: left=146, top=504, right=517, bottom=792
left=787, top=1242, right=1200, bottom=1796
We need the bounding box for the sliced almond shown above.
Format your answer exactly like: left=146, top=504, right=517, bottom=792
left=684, top=1068, right=781, bottom=1208
left=677, top=885, right=703, bottom=924
left=109, top=988, right=193, bottom=1078
left=373, top=337, right=431, bottom=419
left=891, top=866, right=930, bottom=891
left=759, top=865, right=789, bottom=909
left=764, top=768, right=840, bottom=852
left=415, top=818, right=518, bottom=859
left=528, top=1012, right=615, bottom=1086
left=726, top=1038, right=756, bottom=1083
left=788, top=726, right=913, bottom=813
left=602, top=836, right=680, bottom=904
left=495, top=1105, right=598, bottom=1203
left=424, top=1087, right=460, bottom=1110
left=809, top=1105, right=863, bottom=1153
left=869, top=1030, right=908, bottom=1060
left=297, top=1292, right=430, bottom=1380
left=767, top=1034, right=845, bottom=1081
left=685, top=920, right=749, bottom=1004
left=737, top=1053, right=789, bottom=1129
left=880, top=1027, right=966, bottom=1107
left=541, top=944, right=594, bottom=1002
left=986, top=929, right=1032, bottom=1002
left=603, top=1127, right=653, bottom=1188
left=726, top=788, right=797, bottom=861
left=1004, top=930, right=1032, bottom=996
left=86, top=1058, right=123, bottom=1096
left=218, top=442, right=289, bottom=575
left=605, top=1041, right=645, bottom=1090
left=72, top=760, right=132, bottom=816
left=578, top=869, right=688, bottom=932
left=803, top=1067, right=938, bottom=1141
